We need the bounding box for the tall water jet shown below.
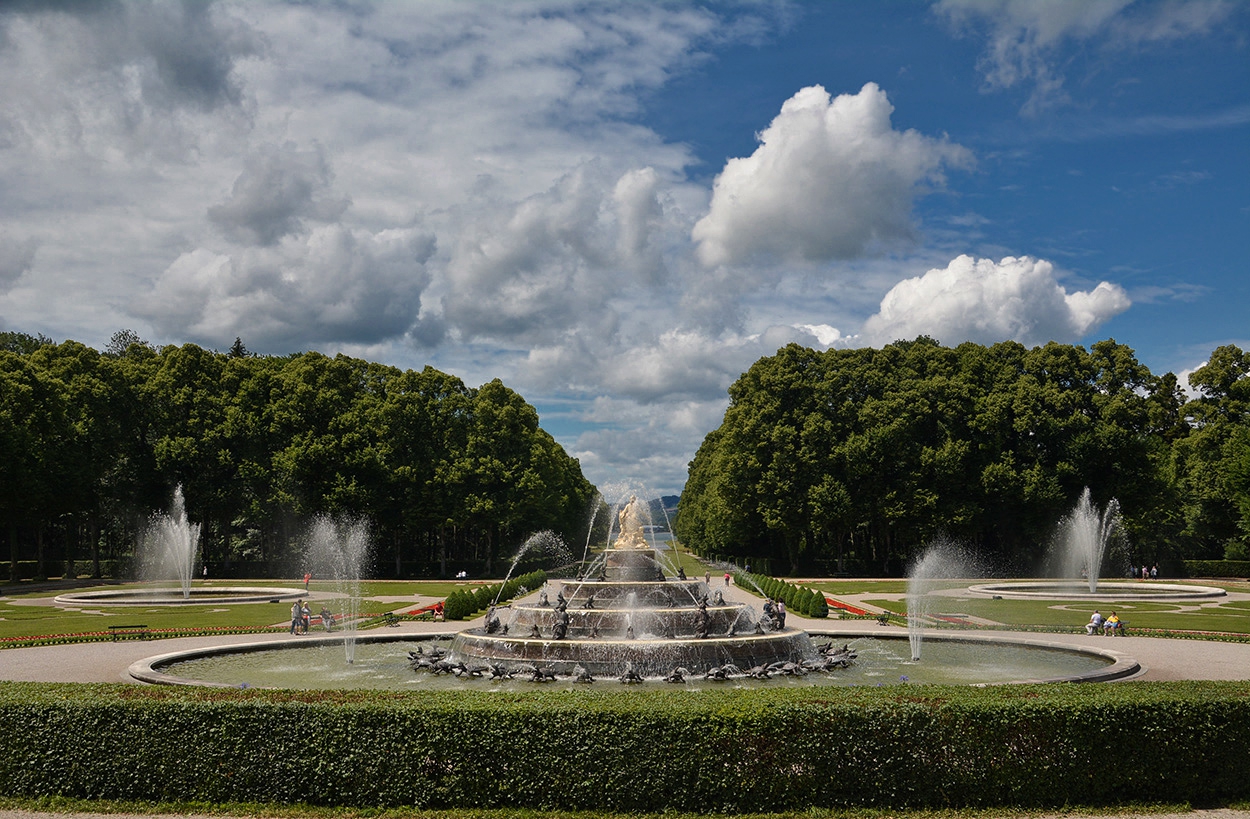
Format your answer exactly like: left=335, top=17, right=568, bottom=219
left=1054, top=488, right=1125, bottom=593
left=139, top=485, right=201, bottom=600
left=304, top=516, right=371, bottom=664
left=906, top=538, right=981, bottom=662
left=493, top=531, right=573, bottom=607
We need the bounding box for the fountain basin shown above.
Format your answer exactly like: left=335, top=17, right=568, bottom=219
left=130, top=630, right=1134, bottom=689
left=452, top=628, right=814, bottom=676
left=55, top=587, right=306, bottom=606
left=967, top=581, right=1226, bottom=601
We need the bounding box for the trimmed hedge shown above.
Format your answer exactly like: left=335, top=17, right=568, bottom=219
left=3, top=681, right=1246, bottom=812
left=736, top=571, right=829, bottom=618
left=1184, top=560, right=1250, bottom=578
left=443, top=569, right=547, bottom=621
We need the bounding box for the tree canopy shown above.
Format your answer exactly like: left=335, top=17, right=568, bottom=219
left=675, top=338, right=1250, bottom=576
left=0, top=337, right=596, bottom=581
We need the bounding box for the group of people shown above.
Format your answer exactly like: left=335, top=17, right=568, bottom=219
left=1130, top=564, right=1159, bottom=580
left=289, top=599, right=336, bottom=634
left=1085, top=609, right=1124, bottom=636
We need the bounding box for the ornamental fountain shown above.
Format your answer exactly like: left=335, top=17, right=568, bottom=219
left=448, top=494, right=814, bottom=676
left=54, top=486, right=303, bottom=607
left=139, top=484, right=200, bottom=599
left=131, top=493, right=1143, bottom=689
left=968, top=487, right=1226, bottom=601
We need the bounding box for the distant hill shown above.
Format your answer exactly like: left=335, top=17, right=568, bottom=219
left=647, top=495, right=680, bottom=530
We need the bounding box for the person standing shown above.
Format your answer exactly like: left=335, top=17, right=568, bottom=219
left=776, top=599, right=786, bottom=629
left=300, top=600, right=312, bottom=634
left=290, top=601, right=303, bottom=635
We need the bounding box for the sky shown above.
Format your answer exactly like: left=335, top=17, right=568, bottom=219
left=1, top=1, right=1247, bottom=499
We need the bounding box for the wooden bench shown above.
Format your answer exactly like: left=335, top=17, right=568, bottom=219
left=108, top=624, right=150, bottom=641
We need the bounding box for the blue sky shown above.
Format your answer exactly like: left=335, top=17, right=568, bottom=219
left=1, top=1, right=1247, bottom=498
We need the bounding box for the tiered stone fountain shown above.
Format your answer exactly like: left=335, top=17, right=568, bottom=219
left=449, top=495, right=812, bottom=676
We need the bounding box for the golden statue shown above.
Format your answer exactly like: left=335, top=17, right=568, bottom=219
left=614, top=495, right=648, bottom=549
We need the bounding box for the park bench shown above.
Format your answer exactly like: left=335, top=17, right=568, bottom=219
left=382, top=612, right=401, bottom=627
left=108, top=624, right=150, bottom=641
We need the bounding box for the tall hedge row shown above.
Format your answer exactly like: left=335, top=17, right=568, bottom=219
left=1183, top=560, right=1250, bottom=578
left=2, top=681, right=1247, bottom=811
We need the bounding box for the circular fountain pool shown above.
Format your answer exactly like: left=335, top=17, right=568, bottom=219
left=55, top=586, right=306, bottom=605
left=130, top=631, right=1135, bottom=689
left=967, top=581, right=1226, bottom=601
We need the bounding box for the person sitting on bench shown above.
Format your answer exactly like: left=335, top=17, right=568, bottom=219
left=1086, top=610, right=1104, bottom=634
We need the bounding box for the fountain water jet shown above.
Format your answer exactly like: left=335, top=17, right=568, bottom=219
left=304, top=515, right=370, bottom=664
left=906, top=538, right=983, bottom=662
left=1054, top=487, right=1125, bottom=593
left=138, top=485, right=201, bottom=599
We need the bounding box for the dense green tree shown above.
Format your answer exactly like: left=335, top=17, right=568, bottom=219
left=1173, top=346, right=1250, bottom=559
left=0, top=338, right=594, bottom=579
left=677, top=337, right=1227, bottom=576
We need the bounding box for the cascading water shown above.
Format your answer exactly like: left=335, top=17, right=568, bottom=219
left=139, top=485, right=201, bottom=599
left=447, top=489, right=816, bottom=677
left=304, top=516, right=370, bottom=664
left=1053, top=488, right=1125, bottom=593
left=906, top=538, right=981, bottom=662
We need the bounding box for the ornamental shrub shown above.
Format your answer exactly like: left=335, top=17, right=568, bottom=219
left=810, top=588, right=829, bottom=618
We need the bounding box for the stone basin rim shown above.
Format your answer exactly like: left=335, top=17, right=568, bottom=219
left=128, top=629, right=1138, bottom=688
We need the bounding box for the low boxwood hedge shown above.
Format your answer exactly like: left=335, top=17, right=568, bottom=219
left=444, top=570, right=547, bottom=621
left=1, top=680, right=1246, bottom=812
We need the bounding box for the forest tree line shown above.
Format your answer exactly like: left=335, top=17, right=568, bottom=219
left=676, top=337, right=1250, bottom=577
left=0, top=332, right=597, bottom=581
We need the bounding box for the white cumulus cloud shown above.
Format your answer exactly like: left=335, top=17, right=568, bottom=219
left=860, top=254, right=1130, bottom=347
left=137, top=225, right=436, bottom=350
left=691, top=82, right=972, bottom=268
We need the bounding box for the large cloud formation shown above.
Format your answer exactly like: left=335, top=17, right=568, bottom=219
left=861, top=255, right=1131, bottom=347
left=137, top=226, right=436, bottom=350
left=0, top=1, right=258, bottom=156
left=0, top=1, right=1157, bottom=495
left=208, top=143, right=349, bottom=246
left=692, top=83, right=971, bottom=268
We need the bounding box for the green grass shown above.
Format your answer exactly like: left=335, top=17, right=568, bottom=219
left=0, top=578, right=464, bottom=644
left=2, top=794, right=1246, bottom=819
left=854, top=593, right=1250, bottom=634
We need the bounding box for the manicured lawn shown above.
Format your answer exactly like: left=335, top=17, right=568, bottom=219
left=855, top=590, right=1250, bottom=634
left=0, top=579, right=463, bottom=642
